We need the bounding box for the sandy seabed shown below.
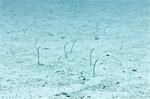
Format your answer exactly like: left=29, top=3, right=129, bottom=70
left=0, top=0, right=150, bottom=99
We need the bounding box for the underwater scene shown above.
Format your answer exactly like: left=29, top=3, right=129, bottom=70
left=0, top=0, right=150, bottom=99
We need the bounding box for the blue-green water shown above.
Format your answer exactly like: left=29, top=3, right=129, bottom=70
left=0, top=0, right=150, bottom=99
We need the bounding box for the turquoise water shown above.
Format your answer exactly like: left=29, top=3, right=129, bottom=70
left=0, top=0, right=150, bottom=99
